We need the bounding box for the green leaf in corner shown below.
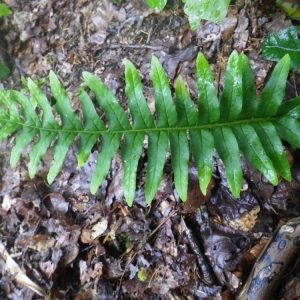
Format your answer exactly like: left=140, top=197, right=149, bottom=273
left=146, top=0, right=231, bottom=29
left=0, top=3, right=12, bottom=17
left=0, top=61, right=10, bottom=79
left=276, top=0, right=300, bottom=19
left=262, top=26, right=300, bottom=73
left=184, top=0, right=231, bottom=30
left=146, top=0, right=167, bottom=10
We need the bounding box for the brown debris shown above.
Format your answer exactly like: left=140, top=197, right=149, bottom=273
left=0, top=0, right=300, bottom=299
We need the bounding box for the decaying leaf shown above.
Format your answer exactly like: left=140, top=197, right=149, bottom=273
left=0, top=242, right=47, bottom=297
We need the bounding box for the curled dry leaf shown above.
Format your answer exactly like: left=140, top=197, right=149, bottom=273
left=91, top=219, right=108, bottom=240
left=18, top=234, right=56, bottom=251
left=0, top=242, right=47, bottom=297
left=80, top=219, right=108, bottom=243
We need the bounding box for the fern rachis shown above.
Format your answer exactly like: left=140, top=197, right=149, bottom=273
left=0, top=50, right=299, bottom=206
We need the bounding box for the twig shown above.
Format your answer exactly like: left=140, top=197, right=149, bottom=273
left=182, top=217, right=216, bottom=285
left=146, top=208, right=180, bottom=242
left=92, top=43, right=165, bottom=52
left=237, top=217, right=300, bottom=300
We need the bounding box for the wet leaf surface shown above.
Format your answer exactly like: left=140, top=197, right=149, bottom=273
left=0, top=0, right=300, bottom=299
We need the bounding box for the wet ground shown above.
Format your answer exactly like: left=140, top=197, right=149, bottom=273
left=1, top=0, right=300, bottom=299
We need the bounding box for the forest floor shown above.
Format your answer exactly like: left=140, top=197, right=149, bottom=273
left=0, top=0, right=300, bottom=299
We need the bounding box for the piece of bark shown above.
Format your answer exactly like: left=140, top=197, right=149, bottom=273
left=237, top=217, right=300, bottom=300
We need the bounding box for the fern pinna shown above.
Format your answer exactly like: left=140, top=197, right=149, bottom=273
left=0, top=50, right=299, bottom=206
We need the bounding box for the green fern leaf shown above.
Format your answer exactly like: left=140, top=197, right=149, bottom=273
left=275, top=116, right=300, bottom=148
left=190, top=129, right=214, bottom=195
left=173, top=76, right=197, bottom=200
left=231, top=124, right=278, bottom=185
left=124, top=60, right=155, bottom=205
left=144, top=56, right=178, bottom=203
left=196, top=52, right=219, bottom=125
left=26, top=78, right=60, bottom=178
left=0, top=90, right=23, bottom=142
left=276, top=96, right=300, bottom=119
left=219, top=50, right=243, bottom=122
left=192, top=53, right=217, bottom=195
left=257, top=54, right=290, bottom=117
left=151, top=56, right=177, bottom=127
left=251, top=122, right=291, bottom=181
left=90, top=133, right=121, bottom=195
left=239, top=54, right=257, bottom=120
left=1, top=50, right=299, bottom=206
left=82, top=72, right=125, bottom=195
left=83, top=72, right=131, bottom=130
left=77, top=90, right=104, bottom=168
left=125, top=60, right=155, bottom=129
left=212, top=126, right=242, bottom=198
left=10, top=91, right=41, bottom=167
left=47, top=71, right=84, bottom=184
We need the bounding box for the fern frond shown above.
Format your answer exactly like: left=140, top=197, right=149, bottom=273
left=0, top=51, right=297, bottom=206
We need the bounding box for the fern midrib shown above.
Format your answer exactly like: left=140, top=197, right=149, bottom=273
left=2, top=116, right=279, bottom=135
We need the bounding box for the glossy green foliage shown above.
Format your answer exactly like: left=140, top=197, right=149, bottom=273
left=183, top=0, right=230, bottom=30
left=263, top=26, right=300, bottom=73
left=146, top=0, right=230, bottom=30
left=0, top=61, right=10, bottom=80
left=0, top=3, right=12, bottom=17
left=147, top=0, right=167, bottom=11
left=0, top=51, right=296, bottom=206
left=0, top=2, right=12, bottom=80
left=0, top=3, right=12, bottom=80
left=276, top=0, right=300, bottom=19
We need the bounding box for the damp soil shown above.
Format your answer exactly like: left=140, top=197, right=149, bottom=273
left=1, top=0, right=300, bottom=299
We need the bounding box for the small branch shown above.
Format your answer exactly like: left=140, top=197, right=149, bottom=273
left=146, top=208, right=180, bottom=242
left=237, top=217, right=300, bottom=300
left=92, top=43, right=165, bottom=52
left=182, top=217, right=216, bottom=285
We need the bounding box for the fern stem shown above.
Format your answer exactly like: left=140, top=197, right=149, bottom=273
left=2, top=117, right=279, bottom=135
